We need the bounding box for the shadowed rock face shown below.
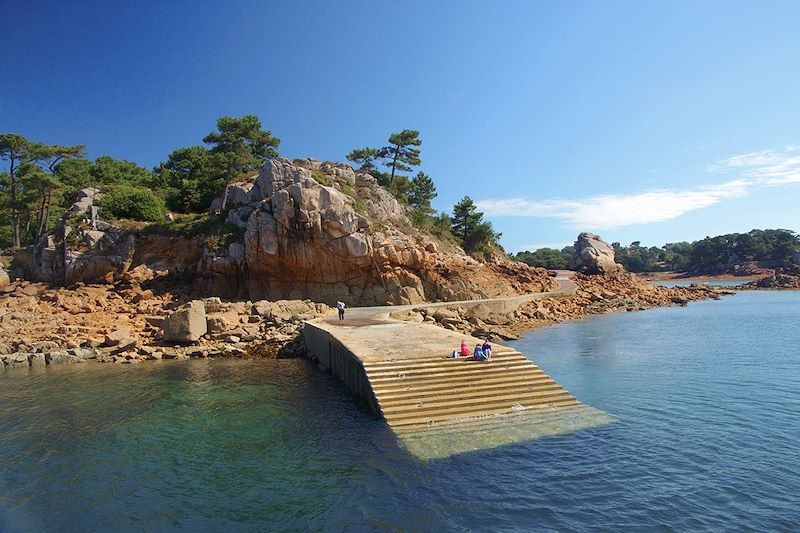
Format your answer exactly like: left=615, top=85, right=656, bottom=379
left=569, top=232, right=619, bottom=274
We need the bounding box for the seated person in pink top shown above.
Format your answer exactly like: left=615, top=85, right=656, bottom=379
left=459, top=340, right=472, bottom=357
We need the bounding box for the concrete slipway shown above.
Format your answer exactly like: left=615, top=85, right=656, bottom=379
left=303, top=272, right=615, bottom=459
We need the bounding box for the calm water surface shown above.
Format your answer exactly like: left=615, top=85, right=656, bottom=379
left=1, top=291, right=799, bottom=531
left=653, top=279, right=748, bottom=287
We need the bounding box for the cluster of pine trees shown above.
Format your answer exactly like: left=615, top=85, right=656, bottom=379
left=347, top=130, right=500, bottom=255
left=2, top=118, right=502, bottom=257
left=512, top=229, right=800, bottom=273
left=0, top=116, right=278, bottom=249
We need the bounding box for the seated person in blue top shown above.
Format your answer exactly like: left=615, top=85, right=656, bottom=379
left=474, top=344, right=488, bottom=361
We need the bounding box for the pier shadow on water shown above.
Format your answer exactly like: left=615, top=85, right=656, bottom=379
left=393, top=404, right=617, bottom=460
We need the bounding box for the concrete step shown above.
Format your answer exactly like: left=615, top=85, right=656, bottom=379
left=374, top=374, right=555, bottom=399
left=364, top=353, right=529, bottom=372
left=379, top=384, right=565, bottom=412
left=382, top=387, right=572, bottom=417
left=386, top=397, right=581, bottom=428
left=368, top=362, right=535, bottom=383
left=369, top=369, right=541, bottom=391
left=363, top=352, right=525, bottom=370
left=377, top=379, right=558, bottom=404
left=371, top=371, right=550, bottom=398
left=366, top=358, right=530, bottom=375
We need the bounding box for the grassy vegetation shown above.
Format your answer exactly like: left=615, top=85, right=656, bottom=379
left=116, top=212, right=245, bottom=250
left=311, top=170, right=330, bottom=186
left=337, top=179, right=356, bottom=198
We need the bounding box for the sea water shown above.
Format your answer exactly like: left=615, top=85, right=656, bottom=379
left=1, top=291, right=798, bottom=531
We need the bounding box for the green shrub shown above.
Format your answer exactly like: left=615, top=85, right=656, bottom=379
left=99, top=185, right=166, bottom=222
left=311, top=171, right=329, bottom=186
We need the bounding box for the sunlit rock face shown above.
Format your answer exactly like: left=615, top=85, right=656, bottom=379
left=224, top=157, right=554, bottom=305
left=569, top=232, right=620, bottom=274
left=16, top=157, right=555, bottom=306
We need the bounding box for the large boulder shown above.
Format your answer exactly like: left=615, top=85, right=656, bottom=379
left=569, top=233, right=619, bottom=274
left=104, top=327, right=132, bottom=347
left=242, top=159, right=423, bottom=304
left=162, top=300, right=207, bottom=342
left=206, top=310, right=240, bottom=334
left=18, top=214, right=137, bottom=285
left=4, top=353, right=32, bottom=368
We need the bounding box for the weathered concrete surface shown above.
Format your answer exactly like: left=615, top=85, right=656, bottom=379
left=303, top=271, right=612, bottom=458
left=312, top=319, right=498, bottom=364
left=308, top=270, right=576, bottom=364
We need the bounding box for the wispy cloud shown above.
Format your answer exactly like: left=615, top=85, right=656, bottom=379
left=709, top=147, right=800, bottom=185
left=478, top=146, right=800, bottom=230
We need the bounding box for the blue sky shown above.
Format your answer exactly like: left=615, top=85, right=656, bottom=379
left=3, top=0, right=799, bottom=252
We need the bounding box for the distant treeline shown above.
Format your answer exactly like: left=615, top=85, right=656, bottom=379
left=512, top=229, right=800, bottom=273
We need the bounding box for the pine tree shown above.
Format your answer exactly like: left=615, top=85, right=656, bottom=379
left=408, top=171, right=437, bottom=216
left=346, top=147, right=381, bottom=173
left=0, top=135, right=84, bottom=247
left=0, top=134, right=34, bottom=248
left=381, top=129, right=421, bottom=186
left=451, top=196, right=482, bottom=242
left=203, top=115, right=280, bottom=209
left=451, top=196, right=500, bottom=255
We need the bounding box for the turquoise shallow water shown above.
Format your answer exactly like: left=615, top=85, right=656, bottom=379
left=2, top=291, right=799, bottom=531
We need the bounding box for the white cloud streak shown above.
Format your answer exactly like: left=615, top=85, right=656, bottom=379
left=710, top=147, right=800, bottom=185
left=478, top=146, right=800, bottom=230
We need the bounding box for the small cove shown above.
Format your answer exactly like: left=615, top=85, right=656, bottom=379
left=1, top=290, right=799, bottom=531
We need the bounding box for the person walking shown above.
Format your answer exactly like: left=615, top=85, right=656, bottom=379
left=337, top=301, right=346, bottom=321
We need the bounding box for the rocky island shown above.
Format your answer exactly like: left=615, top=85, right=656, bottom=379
left=0, top=156, right=733, bottom=371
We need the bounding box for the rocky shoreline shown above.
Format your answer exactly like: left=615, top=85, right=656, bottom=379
left=393, top=270, right=736, bottom=341
left=732, top=264, right=800, bottom=290
left=1, top=151, right=797, bottom=374
left=4, top=261, right=798, bottom=373
left=0, top=276, right=331, bottom=369
left=0, top=270, right=730, bottom=372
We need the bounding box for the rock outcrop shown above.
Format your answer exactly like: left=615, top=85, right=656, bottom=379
left=17, top=189, right=141, bottom=285
left=737, top=264, right=800, bottom=289
left=14, top=157, right=554, bottom=306
left=200, top=157, right=554, bottom=304
left=0, top=264, right=9, bottom=288
left=569, top=232, right=619, bottom=274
